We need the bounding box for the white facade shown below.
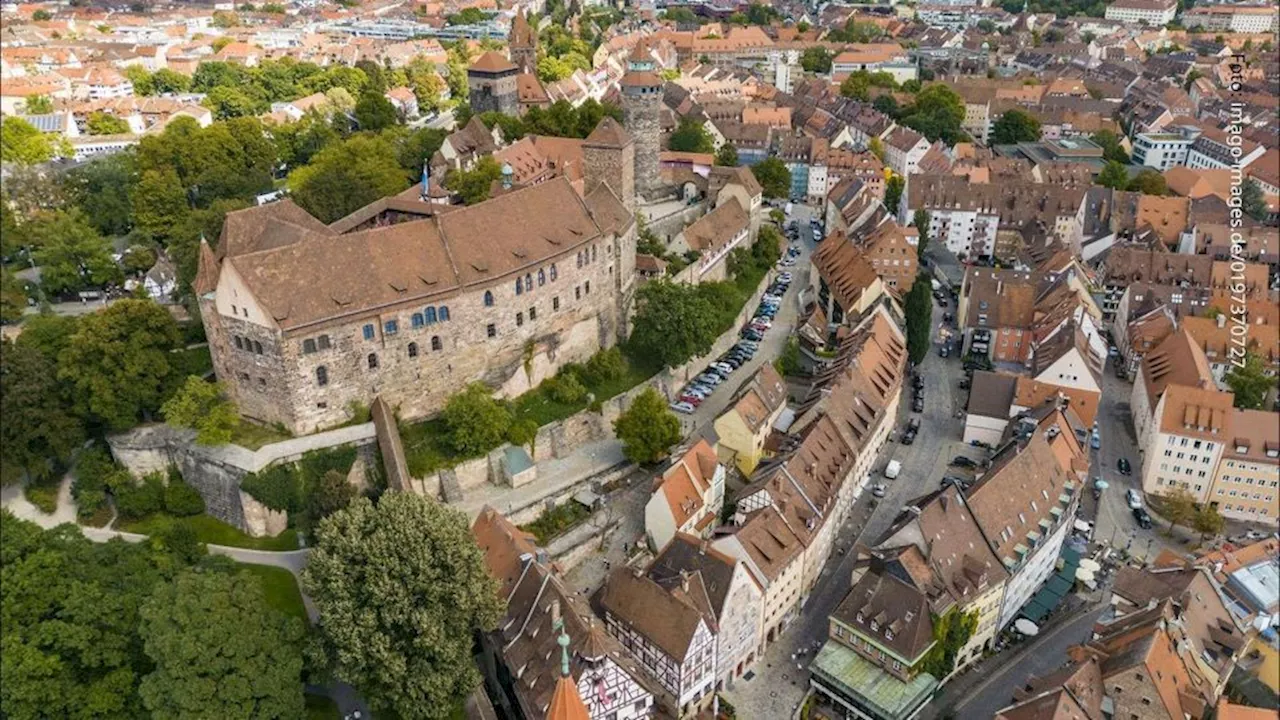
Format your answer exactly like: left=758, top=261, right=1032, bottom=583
left=884, top=136, right=930, bottom=176
left=716, top=561, right=765, bottom=685
left=1184, top=7, right=1279, bottom=33
left=927, top=207, right=999, bottom=258
left=714, top=530, right=804, bottom=648
left=1187, top=138, right=1267, bottom=170
left=1104, top=0, right=1177, bottom=26
left=964, top=413, right=1010, bottom=446
left=807, top=163, right=829, bottom=202
left=1132, top=132, right=1193, bottom=170
left=995, top=503, right=1074, bottom=631
left=1142, top=430, right=1225, bottom=504
left=604, top=612, right=716, bottom=718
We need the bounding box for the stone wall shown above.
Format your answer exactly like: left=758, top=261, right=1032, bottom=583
left=107, top=423, right=378, bottom=537
left=646, top=203, right=708, bottom=244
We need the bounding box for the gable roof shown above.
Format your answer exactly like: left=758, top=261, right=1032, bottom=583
left=597, top=567, right=710, bottom=661
left=831, top=571, right=935, bottom=664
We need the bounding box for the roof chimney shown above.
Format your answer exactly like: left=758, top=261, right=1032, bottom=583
left=1216, top=313, right=1226, bottom=328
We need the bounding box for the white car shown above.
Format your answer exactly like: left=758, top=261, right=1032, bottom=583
left=779, top=272, right=794, bottom=282
left=1126, top=489, right=1143, bottom=509
left=670, top=401, right=695, bottom=414
left=871, top=483, right=886, bottom=498
left=751, top=317, right=773, bottom=329
left=709, top=362, right=734, bottom=375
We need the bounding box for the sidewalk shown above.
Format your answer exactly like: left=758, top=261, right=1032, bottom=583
left=455, top=438, right=629, bottom=520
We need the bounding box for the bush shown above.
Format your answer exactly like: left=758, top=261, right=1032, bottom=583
left=24, top=483, right=59, bottom=514
left=443, top=383, right=512, bottom=456
left=73, top=446, right=119, bottom=518
left=164, top=478, right=206, bottom=517
left=546, top=372, right=588, bottom=404
left=114, top=472, right=166, bottom=520
left=584, top=347, right=627, bottom=383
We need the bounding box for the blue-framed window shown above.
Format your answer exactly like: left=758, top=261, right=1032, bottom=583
left=412, top=313, right=425, bottom=328
left=425, top=307, right=437, bottom=324
left=439, top=306, right=450, bottom=321
left=484, top=291, right=494, bottom=307
left=538, top=269, right=546, bottom=286
left=363, top=324, right=375, bottom=340
left=384, top=320, right=398, bottom=335
left=550, top=263, right=558, bottom=281
left=515, top=279, right=523, bottom=296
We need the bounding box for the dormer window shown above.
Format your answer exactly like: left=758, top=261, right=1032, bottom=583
left=870, top=620, right=878, bottom=632
left=856, top=612, right=864, bottom=623
left=885, top=629, right=894, bottom=640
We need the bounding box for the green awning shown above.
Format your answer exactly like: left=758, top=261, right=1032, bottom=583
left=1045, top=575, right=1073, bottom=598
left=1021, top=599, right=1051, bottom=623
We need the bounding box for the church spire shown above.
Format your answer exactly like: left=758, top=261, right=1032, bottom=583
left=546, top=603, right=589, bottom=720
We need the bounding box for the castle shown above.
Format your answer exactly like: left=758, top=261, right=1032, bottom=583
left=195, top=119, right=640, bottom=435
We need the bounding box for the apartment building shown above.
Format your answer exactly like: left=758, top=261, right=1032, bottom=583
left=1183, top=5, right=1279, bottom=33
left=1209, top=410, right=1279, bottom=522
left=881, top=126, right=931, bottom=177
left=713, top=363, right=788, bottom=477
left=1104, top=0, right=1178, bottom=26
left=644, top=440, right=726, bottom=552
left=1132, top=127, right=1198, bottom=170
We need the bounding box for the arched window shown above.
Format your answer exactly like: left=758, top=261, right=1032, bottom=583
left=316, top=366, right=328, bottom=387
left=425, top=307, right=437, bottom=324
left=367, top=353, right=378, bottom=370
left=515, top=279, right=523, bottom=296
left=303, top=338, right=317, bottom=354
left=484, top=291, right=494, bottom=307
left=524, top=274, right=532, bottom=292
left=412, top=313, right=425, bottom=328
left=431, top=336, right=442, bottom=351
left=550, top=263, right=558, bottom=281
left=317, top=335, right=331, bottom=350
left=538, top=269, right=546, bottom=286
left=408, top=342, right=419, bottom=358
left=252, top=340, right=263, bottom=355
left=234, top=336, right=244, bottom=350
left=591, top=245, right=597, bottom=262
left=438, top=306, right=450, bottom=321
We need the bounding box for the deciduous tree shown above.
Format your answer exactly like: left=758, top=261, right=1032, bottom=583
left=1224, top=351, right=1272, bottom=409
left=1091, top=130, right=1130, bottom=163
left=1126, top=169, right=1168, bottom=196
left=1096, top=160, right=1129, bottom=190
left=161, top=376, right=239, bottom=444
left=904, top=276, right=933, bottom=364
left=750, top=157, right=791, bottom=199
left=443, top=156, right=502, bottom=205
left=800, top=46, right=832, bottom=73
left=354, top=90, right=398, bottom=131
left=302, top=493, right=503, bottom=720
left=288, top=134, right=409, bottom=222
left=884, top=174, right=905, bottom=212
left=1, top=117, right=61, bottom=165
left=1192, top=504, right=1224, bottom=542
left=0, top=339, right=84, bottom=481
left=1159, top=487, right=1197, bottom=535
left=26, top=209, right=123, bottom=295
left=629, top=280, right=719, bottom=368
left=899, top=84, right=966, bottom=145
left=912, top=209, right=931, bottom=258
left=668, top=117, right=715, bottom=154
left=86, top=112, right=131, bottom=135
left=1241, top=179, right=1268, bottom=222
left=990, top=109, right=1042, bottom=144
left=442, top=382, right=513, bottom=455
left=63, top=151, right=139, bottom=236
left=714, top=143, right=739, bottom=167
left=613, top=387, right=682, bottom=464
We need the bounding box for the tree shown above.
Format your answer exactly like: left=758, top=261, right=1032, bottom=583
left=354, top=91, right=398, bottom=131
left=912, top=209, right=931, bottom=258
left=1192, top=504, right=1224, bottom=543
left=1224, top=352, right=1272, bottom=409
left=308, top=469, right=357, bottom=522
left=1096, top=160, right=1130, bottom=190
left=868, top=136, right=886, bottom=162
left=750, top=157, right=791, bottom=199
left=161, top=376, right=239, bottom=444
left=446, top=6, right=487, bottom=24
left=714, top=143, right=739, bottom=167
left=899, top=84, right=967, bottom=145
left=1159, top=487, right=1197, bottom=535
left=23, top=94, right=53, bottom=113
left=14, top=313, right=79, bottom=362
left=203, top=85, right=261, bottom=120
left=885, top=175, right=906, bottom=213
left=32, top=8, right=51, bottom=20
left=444, top=156, right=503, bottom=205
left=288, top=134, right=409, bottom=223
left=1126, top=169, right=1168, bottom=196
left=63, top=151, right=139, bottom=236
left=151, top=68, right=192, bottom=94
left=990, top=109, right=1042, bottom=144
left=0, top=269, right=27, bottom=323
left=0, top=339, right=84, bottom=481
left=920, top=608, right=979, bottom=679
left=1, top=117, right=61, bottom=165
left=1241, top=179, right=1268, bottom=222
left=668, top=117, right=715, bottom=154
left=139, top=570, right=304, bottom=719
left=629, top=280, right=719, bottom=368
left=59, top=298, right=182, bottom=430
left=86, top=112, right=131, bottom=135
left=613, top=387, right=682, bottom=464
left=302, top=493, right=503, bottom=719
left=26, top=209, right=124, bottom=295
left=442, top=382, right=513, bottom=455
left=800, top=47, right=833, bottom=73
left=872, top=94, right=900, bottom=119
left=904, top=277, right=932, bottom=364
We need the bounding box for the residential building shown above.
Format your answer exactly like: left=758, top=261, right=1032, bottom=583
left=471, top=507, right=657, bottom=720
left=1209, top=410, right=1279, bottom=521
left=644, top=440, right=726, bottom=552
left=647, top=533, right=764, bottom=688
left=812, top=233, right=888, bottom=325
left=197, top=121, right=640, bottom=434
left=1130, top=327, right=1218, bottom=453
left=673, top=198, right=750, bottom=284
left=1182, top=314, right=1280, bottom=387
left=1187, top=127, right=1267, bottom=171
left=1183, top=5, right=1279, bottom=34
left=597, top=568, right=717, bottom=717
left=713, top=363, right=788, bottom=477
left=1132, top=127, right=1198, bottom=170
left=777, top=134, right=830, bottom=202
left=809, top=571, right=940, bottom=720
left=1104, top=0, right=1178, bottom=26
left=881, top=126, right=930, bottom=177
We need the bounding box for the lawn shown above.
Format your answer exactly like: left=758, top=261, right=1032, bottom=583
left=121, top=513, right=300, bottom=551
left=401, top=417, right=476, bottom=478
left=230, top=421, right=293, bottom=450
left=510, top=355, right=658, bottom=428
left=519, top=499, right=591, bottom=545
left=238, top=564, right=308, bottom=623
left=304, top=694, right=340, bottom=720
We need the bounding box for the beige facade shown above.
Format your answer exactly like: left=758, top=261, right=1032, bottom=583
left=1208, top=411, right=1280, bottom=521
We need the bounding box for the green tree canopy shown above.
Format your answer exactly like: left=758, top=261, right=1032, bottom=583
left=1096, top=160, right=1130, bottom=190
left=629, top=280, right=720, bottom=368
left=750, top=157, right=791, bottom=199
left=288, top=134, right=409, bottom=222
left=1126, top=169, right=1168, bottom=195
left=800, top=46, right=833, bottom=73
left=912, top=209, right=931, bottom=258
left=904, top=276, right=932, bottom=364
left=302, top=493, right=504, bottom=719
left=23, top=94, right=53, bottom=113
left=442, top=382, right=513, bottom=455
left=885, top=175, right=906, bottom=212
left=62, top=151, right=139, bottom=236
left=86, top=112, right=131, bottom=135
left=139, top=569, right=305, bottom=719
left=1241, top=179, right=1268, bottom=222
left=714, top=143, right=739, bottom=167
left=668, top=117, right=715, bottom=154
left=990, top=109, right=1042, bottom=144
left=161, top=376, right=239, bottom=445
left=354, top=90, right=399, bottom=131
left=59, top=298, right=182, bottom=430
left=1160, top=487, right=1197, bottom=534
left=26, top=209, right=123, bottom=295
left=1192, top=504, right=1224, bottom=542
left=0, top=269, right=27, bottom=324
left=0, top=339, right=84, bottom=481
left=1091, top=129, right=1130, bottom=163
left=899, top=84, right=967, bottom=145
left=444, top=156, right=503, bottom=206
left=613, top=387, right=682, bottom=464
left=1224, top=351, right=1272, bottom=409
left=1, top=117, right=63, bottom=165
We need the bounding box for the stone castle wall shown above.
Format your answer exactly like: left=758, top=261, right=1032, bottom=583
left=623, top=89, right=663, bottom=199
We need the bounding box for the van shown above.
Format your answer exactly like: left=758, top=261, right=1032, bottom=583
left=784, top=202, right=793, bottom=216
left=884, top=460, right=902, bottom=479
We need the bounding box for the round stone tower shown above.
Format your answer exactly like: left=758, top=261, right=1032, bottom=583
left=620, top=42, right=663, bottom=201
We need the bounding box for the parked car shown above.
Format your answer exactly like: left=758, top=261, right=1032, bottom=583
left=871, top=484, right=886, bottom=498
left=698, top=373, right=723, bottom=387
left=679, top=394, right=703, bottom=407
left=1090, top=432, right=1101, bottom=450
left=901, top=430, right=916, bottom=445
left=778, top=272, right=793, bottom=283
left=912, top=397, right=924, bottom=412
left=738, top=340, right=760, bottom=350
left=950, top=456, right=977, bottom=468
left=752, top=317, right=773, bottom=329
left=1132, top=507, right=1153, bottom=529
left=670, top=401, right=695, bottom=414
left=912, top=375, right=924, bottom=390
left=710, top=362, right=734, bottom=375
left=1126, top=488, right=1143, bottom=509
left=1117, top=458, right=1132, bottom=475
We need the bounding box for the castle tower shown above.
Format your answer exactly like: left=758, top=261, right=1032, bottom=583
left=583, top=116, right=635, bottom=212
left=508, top=10, right=537, bottom=75
left=620, top=42, right=662, bottom=201
left=467, top=51, right=518, bottom=116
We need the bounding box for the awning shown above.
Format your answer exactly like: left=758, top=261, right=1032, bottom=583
left=1045, top=576, right=1073, bottom=598
left=1079, top=558, right=1102, bottom=573
left=1015, top=619, right=1040, bottom=636
left=1021, top=600, right=1051, bottom=624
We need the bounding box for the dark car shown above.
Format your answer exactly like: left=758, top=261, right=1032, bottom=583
left=1117, top=458, right=1132, bottom=475
left=1132, top=507, right=1153, bottom=529
left=912, top=397, right=924, bottom=412
left=901, top=430, right=917, bottom=445
left=950, top=456, right=977, bottom=468
left=958, top=379, right=970, bottom=390
left=912, top=375, right=925, bottom=390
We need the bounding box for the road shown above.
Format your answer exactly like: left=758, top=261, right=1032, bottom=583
left=725, top=250, right=970, bottom=717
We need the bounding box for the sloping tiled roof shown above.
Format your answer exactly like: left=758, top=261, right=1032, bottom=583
left=1140, top=328, right=1216, bottom=402
left=813, top=232, right=880, bottom=312
left=682, top=197, right=748, bottom=254
left=598, top=568, right=709, bottom=660
left=470, top=50, right=516, bottom=73
left=968, top=371, right=1019, bottom=419
left=831, top=571, right=935, bottom=664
